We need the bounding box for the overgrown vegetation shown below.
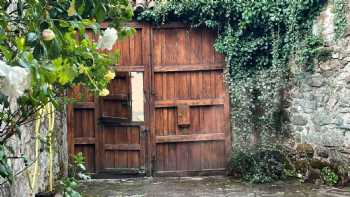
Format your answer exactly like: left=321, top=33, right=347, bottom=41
left=137, top=0, right=346, bottom=183
left=333, top=0, right=348, bottom=39
left=229, top=144, right=295, bottom=183
left=321, top=167, right=339, bottom=186
left=58, top=153, right=90, bottom=197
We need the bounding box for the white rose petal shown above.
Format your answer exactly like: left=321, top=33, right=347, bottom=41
left=0, top=60, right=31, bottom=102
left=97, top=27, right=118, bottom=50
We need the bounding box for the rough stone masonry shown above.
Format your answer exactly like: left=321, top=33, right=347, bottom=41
left=286, top=1, right=350, bottom=175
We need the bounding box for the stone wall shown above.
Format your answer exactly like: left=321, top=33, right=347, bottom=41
left=0, top=111, right=68, bottom=197
left=286, top=1, right=350, bottom=173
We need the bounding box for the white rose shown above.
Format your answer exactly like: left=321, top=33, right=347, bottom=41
left=97, top=27, right=118, bottom=50
left=0, top=60, right=31, bottom=107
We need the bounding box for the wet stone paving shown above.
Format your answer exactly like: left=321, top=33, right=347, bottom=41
left=78, top=176, right=350, bottom=197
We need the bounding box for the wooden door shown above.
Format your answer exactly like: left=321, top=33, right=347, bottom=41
left=98, top=72, right=146, bottom=175
left=150, top=24, right=231, bottom=176
left=67, top=85, right=99, bottom=173
left=67, top=22, right=150, bottom=176
left=68, top=22, right=231, bottom=177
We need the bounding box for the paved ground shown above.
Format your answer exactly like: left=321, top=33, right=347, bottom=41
left=78, top=176, right=350, bottom=197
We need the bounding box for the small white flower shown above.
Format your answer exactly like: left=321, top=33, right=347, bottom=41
left=97, top=27, right=118, bottom=50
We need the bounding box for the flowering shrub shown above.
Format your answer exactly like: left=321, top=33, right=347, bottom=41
left=0, top=0, right=134, bottom=185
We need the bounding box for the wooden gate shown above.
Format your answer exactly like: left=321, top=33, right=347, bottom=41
left=67, top=22, right=231, bottom=177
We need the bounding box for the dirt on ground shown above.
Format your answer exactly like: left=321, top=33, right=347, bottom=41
left=78, top=176, right=350, bottom=197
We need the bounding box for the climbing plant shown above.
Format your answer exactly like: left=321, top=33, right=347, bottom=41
left=0, top=0, right=133, bottom=189
left=137, top=0, right=345, bottom=182
left=333, top=0, right=348, bottom=39
left=138, top=0, right=329, bottom=145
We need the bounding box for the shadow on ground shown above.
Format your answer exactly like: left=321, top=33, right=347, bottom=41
left=78, top=176, right=350, bottom=197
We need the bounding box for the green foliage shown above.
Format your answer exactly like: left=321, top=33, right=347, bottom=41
left=138, top=0, right=330, bottom=147
left=229, top=144, right=294, bottom=184
left=136, top=0, right=347, bottom=182
left=0, top=144, right=13, bottom=184
left=321, top=167, right=339, bottom=186
left=59, top=153, right=90, bottom=197
left=0, top=0, right=134, bottom=99
left=333, top=0, right=348, bottom=40
left=0, top=0, right=134, bottom=186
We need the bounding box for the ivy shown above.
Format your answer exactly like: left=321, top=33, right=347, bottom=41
left=333, top=0, right=348, bottom=40
left=136, top=0, right=342, bottom=182
left=138, top=0, right=329, bottom=145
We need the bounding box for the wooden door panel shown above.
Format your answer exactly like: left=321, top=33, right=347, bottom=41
left=152, top=28, right=224, bottom=66
left=151, top=25, right=229, bottom=176
left=153, top=71, right=225, bottom=100
left=75, top=145, right=96, bottom=172
left=68, top=85, right=99, bottom=173
left=99, top=72, right=145, bottom=174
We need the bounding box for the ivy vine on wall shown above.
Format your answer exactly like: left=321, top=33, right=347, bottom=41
left=138, top=0, right=333, bottom=146
left=333, top=0, right=348, bottom=39
left=137, top=0, right=348, bottom=183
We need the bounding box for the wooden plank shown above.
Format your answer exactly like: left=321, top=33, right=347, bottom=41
left=152, top=22, right=188, bottom=29
left=98, top=168, right=143, bottom=175
left=156, top=133, right=225, bottom=143
left=154, top=64, right=223, bottom=72
left=74, top=137, right=96, bottom=145
left=66, top=103, right=74, bottom=162
left=74, top=102, right=95, bottom=109
left=154, top=168, right=226, bottom=177
left=161, top=73, right=168, bottom=170
left=100, top=21, right=144, bottom=29
left=101, top=94, right=129, bottom=101
left=116, top=65, right=145, bottom=72
left=99, top=116, right=128, bottom=125
left=104, top=144, right=141, bottom=151
left=142, top=23, right=151, bottom=176
left=155, top=98, right=225, bottom=108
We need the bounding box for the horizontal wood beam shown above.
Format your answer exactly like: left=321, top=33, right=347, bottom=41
left=116, top=65, right=145, bottom=72
left=104, top=144, right=141, bottom=151
left=156, top=133, right=225, bottom=143
left=99, top=116, right=129, bottom=124
left=152, top=22, right=188, bottom=29
left=102, top=94, right=129, bottom=101
left=154, top=64, right=223, bottom=72
left=74, top=102, right=95, bottom=109
left=100, top=22, right=144, bottom=29
left=101, top=122, right=144, bottom=127
left=74, top=137, right=95, bottom=145
left=155, top=98, right=224, bottom=108
left=154, top=169, right=226, bottom=177
left=97, top=168, right=143, bottom=175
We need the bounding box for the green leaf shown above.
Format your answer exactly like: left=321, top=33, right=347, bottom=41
left=16, top=37, right=25, bottom=51
left=95, top=2, right=107, bottom=22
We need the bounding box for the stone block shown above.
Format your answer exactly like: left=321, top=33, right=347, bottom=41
left=291, top=115, right=308, bottom=126
left=307, top=76, right=325, bottom=87
left=311, top=113, right=333, bottom=126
